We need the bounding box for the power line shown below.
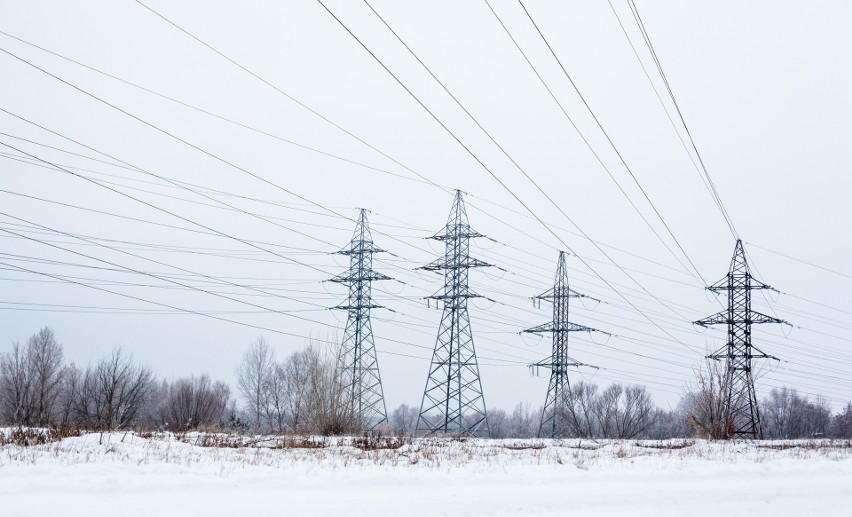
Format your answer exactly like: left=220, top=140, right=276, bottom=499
left=604, top=0, right=733, bottom=238
left=514, top=0, right=709, bottom=284
left=482, top=0, right=706, bottom=287
left=0, top=29, right=435, bottom=189
left=318, top=0, right=703, bottom=357
left=624, top=0, right=739, bottom=239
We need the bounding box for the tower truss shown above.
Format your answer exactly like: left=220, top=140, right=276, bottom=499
left=695, top=239, right=785, bottom=439
left=330, top=209, right=391, bottom=431
left=524, top=251, right=600, bottom=438
left=416, top=190, right=491, bottom=437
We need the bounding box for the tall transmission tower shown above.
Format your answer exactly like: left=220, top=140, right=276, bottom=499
left=524, top=251, right=601, bottom=438
left=694, top=239, right=784, bottom=439
left=416, top=190, right=491, bottom=437
left=330, top=209, right=391, bottom=430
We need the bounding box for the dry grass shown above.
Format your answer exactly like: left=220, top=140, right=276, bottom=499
left=0, top=426, right=81, bottom=447
left=635, top=440, right=695, bottom=450
left=3, top=429, right=851, bottom=471
left=503, top=444, right=546, bottom=451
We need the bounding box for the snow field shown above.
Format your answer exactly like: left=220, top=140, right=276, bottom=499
left=1, top=432, right=850, bottom=516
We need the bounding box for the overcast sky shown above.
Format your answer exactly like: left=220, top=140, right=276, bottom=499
left=1, top=0, right=850, bottom=413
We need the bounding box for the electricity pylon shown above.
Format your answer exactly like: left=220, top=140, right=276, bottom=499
left=694, top=239, right=785, bottom=439
left=524, top=251, right=600, bottom=438
left=330, top=209, right=391, bottom=430
left=416, top=190, right=491, bottom=437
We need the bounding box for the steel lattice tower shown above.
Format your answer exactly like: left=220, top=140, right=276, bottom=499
left=524, top=251, right=600, bottom=438
left=694, top=239, right=784, bottom=439
left=416, top=190, right=491, bottom=437
left=330, top=209, right=391, bottom=430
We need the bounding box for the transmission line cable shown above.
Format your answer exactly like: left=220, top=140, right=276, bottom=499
left=318, top=0, right=702, bottom=355
left=513, top=0, right=709, bottom=286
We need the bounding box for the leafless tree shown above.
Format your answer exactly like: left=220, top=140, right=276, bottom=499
left=301, top=342, right=353, bottom=435
left=261, top=363, right=289, bottom=433
left=762, top=387, right=831, bottom=439
left=487, top=408, right=508, bottom=438
left=236, top=336, right=276, bottom=430
left=0, top=327, right=65, bottom=425
left=26, top=327, right=65, bottom=425
left=595, top=384, right=623, bottom=438
left=684, top=359, right=734, bottom=439
left=0, top=341, right=31, bottom=424
left=598, top=384, right=656, bottom=439
left=390, top=404, right=419, bottom=436
left=74, top=347, right=154, bottom=429
left=506, top=402, right=538, bottom=438
left=648, top=404, right=692, bottom=439
left=159, top=375, right=231, bottom=430
left=565, top=381, right=599, bottom=438
left=55, top=363, right=82, bottom=426
left=280, top=347, right=313, bottom=432
left=830, top=403, right=852, bottom=438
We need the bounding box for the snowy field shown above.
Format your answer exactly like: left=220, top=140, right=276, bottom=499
left=1, top=431, right=850, bottom=516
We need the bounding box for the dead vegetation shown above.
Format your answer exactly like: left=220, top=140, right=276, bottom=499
left=0, top=425, right=81, bottom=447
left=635, top=440, right=695, bottom=450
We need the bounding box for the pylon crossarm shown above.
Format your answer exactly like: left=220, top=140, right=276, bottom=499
left=328, top=272, right=391, bottom=284
left=567, top=356, right=598, bottom=369
left=431, top=230, right=485, bottom=241
left=748, top=342, right=781, bottom=361
left=337, top=245, right=386, bottom=256
left=694, top=311, right=728, bottom=327
left=333, top=303, right=385, bottom=310
left=706, top=275, right=729, bottom=292
left=749, top=311, right=786, bottom=325
left=523, top=322, right=597, bottom=334
left=532, top=286, right=595, bottom=301
left=707, top=344, right=729, bottom=360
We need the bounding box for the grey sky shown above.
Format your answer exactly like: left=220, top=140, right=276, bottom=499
left=1, top=0, right=850, bottom=412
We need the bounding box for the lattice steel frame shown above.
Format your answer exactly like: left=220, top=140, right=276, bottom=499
left=524, top=251, right=599, bottom=438
left=695, top=239, right=784, bottom=439
left=416, top=190, right=491, bottom=437
left=330, top=209, right=391, bottom=431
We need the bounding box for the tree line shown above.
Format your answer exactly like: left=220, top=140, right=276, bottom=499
left=1, top=327, right=850, bottom=439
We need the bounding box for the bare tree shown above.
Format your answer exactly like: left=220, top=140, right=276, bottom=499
left=159, top=375, right=231, bottom=430
left=236, top=336, right=276, bottom=430
left=684, top=360, right=734, bottom=439
left=488, top=408, right=509, bottom=438
left=0, top=341, right=31, bottom=424
left=281, top=347, right=313, bottom=432
left=648, top=404, right=692, bottom=440
left=56, top=363, right=82, bottom=426
left=607, top=384, right=656, bottom=439
left=26, top=327, right=65, bottom=425
left=390, top=404, right=418, bottom=436
left=507, top=402, right=538, bottom=438
left=261, top=363, right=289, bottom=433
left=565, top=381, right=599, bottom=438
left=830, top=403, right=852, bottom=438
left=762, top=387, right=831, bottom=439
left=0, top=327, right=65, bottom=425
left=302, top=342, right=353, bottom=435
left=75, top=347, right=154, bottom=429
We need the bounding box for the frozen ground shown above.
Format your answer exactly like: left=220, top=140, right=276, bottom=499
left=1, top=431, right=850, bottom=516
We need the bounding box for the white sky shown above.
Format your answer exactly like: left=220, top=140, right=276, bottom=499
left=1, top=0, right=850, bottom=412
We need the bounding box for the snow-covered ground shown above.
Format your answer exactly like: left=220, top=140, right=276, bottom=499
left=1, top=431, right=850, bottom=516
